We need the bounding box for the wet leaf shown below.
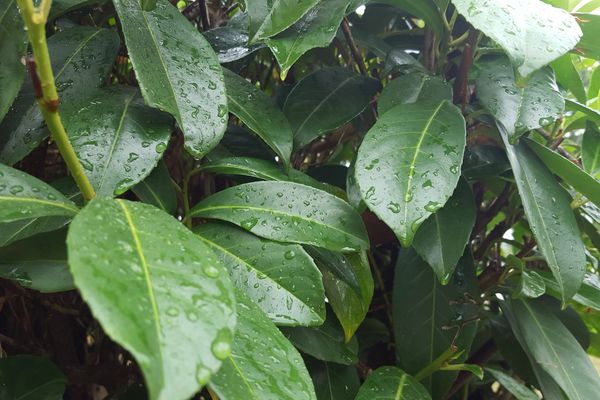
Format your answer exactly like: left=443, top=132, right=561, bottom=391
left=209, top=289, right=317, bottom=400
left=266, top=0, right=352, bottom=79
left=223, top=68, right=292, bottom=165
left=0, top=164, right=79, bottom=224
left=67, top=198, right=236, bottom=400
left=113, top=0, right=227, bottom=158
left=0, top=228, right=73, bottom=292
left=305, top=246, right=359, bottom=291
left=453, top=0, right=581, bottom=76
left=476, top=56, right=564, bottom=143
left=572, top=13, right=600, bottom=60
left=355, top=367, right=431, bottom=400
left=503, top=298, right=600, bottom=400
left=413, top=179, right=476, bottom=284
left=355, top=99, right=466, bottom=246
left=378, top=72, right=452, bottom=116
left=484, top=367, right=539, bottom=400
left=0, top=26, right=119, bottom=165
left=247, top=0, right=321, bottom=40
left=0, top=0, right=27, bottom=123
left=132, top=161, right=177, bottom=214
left=203, top=18, right=265, bottom=63
left=306, top=357, right=360, bottom=400
left=283, top=67, right=380, bottom=148
left=582, top=121, right=600, bottom=177
left=194, top=222, right=325, bottom=326
left=501, top=131, right=585, bottom=302
left=189, top=181, right=369, bottom=252
left=62, top=86, right=172, bottom=197
left=550, top=54, right=586, bottom=103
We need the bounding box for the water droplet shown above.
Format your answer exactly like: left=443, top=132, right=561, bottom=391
left=155, top=142, right=167, bottom=153
left=204, top=265, right=220, bottom=278
left=211, top=330, right=232, bottom=360
left=284, top=250, right=296, bottom=260
left=240, top=217, right=258, bottom=230
left=166, top=307, right=179, bottom=317
left=9, top=185, right=24, bottom=195
left=387, top=202, right=401, bottom=213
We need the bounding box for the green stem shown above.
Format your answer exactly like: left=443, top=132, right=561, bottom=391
left=414, top=346, right=459, bottom=381
left=17, top=0, right=96, bottom=202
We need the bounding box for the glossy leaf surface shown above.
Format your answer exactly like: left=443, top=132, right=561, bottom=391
left=223, top=68, right=292, bottom=165
left=67, top=198, right=236, bottom=400
left=247, top=0, right=320, bottom=40
left=378, top=73, right=452, bottom=116
left=0, top=164, right=79, bottom=223
left=525, top=137, right=600, bottom=208
left=355, top=367, right=431, bottom=400
left=413, top=179, right=476, bottom=284
left=393, top=249, right=478, bottom=398
left=306, top=357, right=360, bottom=400
left=477, top=56, right=564, bottom=142
left=0, top=229, right=73, bottom=292
left=573, top=13, right=600, bottom=59
left=582, top=121, right=600, bottom=177
left=0, top=355, right=66, bottom=399
left=189, top=181, right=369, bottom=252
left=62, top=86, right=172, bottom=197
left=113, top=0, right=227, bottom=158
left=194, top=222, right=325, bottom=326
left=551, top=54, right=586, bottom=103
left=132, top=161, right=177, bottom=214
left=503, top=298, right=600, bottom=400
left=484, top=368, right=539, bottom=400
left=0, top=26, right=119, bottom=164
left=501, top=132, right=585, bottom=302
left=321, top=251, right=373, bottom=341
left=453, top=0, right=581, bottom=76
left=266, top=0, right=351, bottom=78
left=355, top=100, right=466, bottom=246
left=209, top=290, right=316, bottom=400
left=0, top=0, right=27, bottom=122
left=283, top=67, right=379, bottom=147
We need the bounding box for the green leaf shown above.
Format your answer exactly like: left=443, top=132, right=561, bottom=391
left=0, top=26, right=119, bottom=165
left=572, top=13, right=600, bottom=59
left=393, top=249, right=478, bottom=398
left=67, top=198, right=236, bottom=400
left=565, top=98, right=600, bottom=125
left=0, top=355, right=66, bottom=399
left=378, top=72, right=452, bottom=116
left=306, top=246, right=359, bottom=291
left=0, top=164, right=79, bottom=223
left=321, top=251, right=373, bottom=341
left=485, top=367, right=539, bottom=400
left=265, top=0, right=352, bottom=79
left=189, top=181, right=369, bottom=252
left=503, top=298, right=600, bottom=400
left=0, top=178, right=80, bottom=247
left=550, top=54, right=586, bottom=103
left=525, top=137, right=600, bottom=209
left=542, top=271, right=600, bottom=312
left=476, top=56, right=564, bottom=143
left=246, top=0, right=321, bottom=40
left=515, top=270, right=546, bottom=299
left=113, top=0, right=227, bottom=158
left=281, top=310, right=359, bottom=365
left=209, top=289, right=317, bottom=400
left=453, top=0, right=582, bottom=77
left=501, top=131, right=585, bottom=302
left=378, top=0, right=445, bottom=37
left=223, top=68, right=292, bottom=165
left=306, top=357, right=360, bottom=400
left=355, top=100, right=466, bottom=246
left=49, top=0, right=105, bottom=19
left=582, top=121, right=600, bottom=177
left=203, top=16, right=265, bottom=63
left=413, top=179, right=476, bottom=284
left=439, top=363, right=484, bottom=380
left=62, top=86, right=172, bottom=197
left=194, top=222, right=325, bottom=326
left=0, top=228, right=73, bottom=292
left=132, top=161, right=177, bottom=214
left=355, top=366, right=432, bottom=400
left=0, top=0, right=27, bottom=123
left=283, top=67, right=380, bottom=148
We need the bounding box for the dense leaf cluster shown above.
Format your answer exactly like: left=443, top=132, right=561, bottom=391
left=2, top=0, right=600, bottom=399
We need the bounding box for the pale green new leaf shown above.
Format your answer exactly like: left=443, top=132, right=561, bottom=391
left=68, top=198, right=236, bottom=400
left=113, top=0, right=227, bottom=158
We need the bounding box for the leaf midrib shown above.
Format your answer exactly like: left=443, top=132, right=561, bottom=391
left=0, top=196, right=79, bottom=214
left=394, top=372, right=407, bottom=400
left=195, top=233, right=320, bottom=320
left=192, top=204, right=365, bottom=247
left=117, top=200, right=165, bottom=379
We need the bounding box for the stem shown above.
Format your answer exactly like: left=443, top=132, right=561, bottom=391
left=414, top=346, right=459, bottom=381
left=17, top=0, right=96, bottom=201
left=341, top=18, right=368, bottom=76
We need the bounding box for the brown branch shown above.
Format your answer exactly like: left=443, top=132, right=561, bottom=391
left=341, top=18, right=368, bottom=76
left=452, top=30, right=478, bottom=111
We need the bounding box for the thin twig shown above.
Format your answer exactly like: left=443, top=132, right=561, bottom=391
left=341, top=18, right=368, bottom=76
